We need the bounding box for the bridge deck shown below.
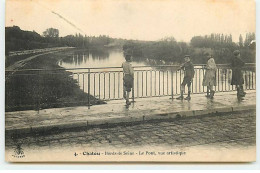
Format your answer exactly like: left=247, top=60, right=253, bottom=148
left=5, top=90, right=256, bottom=134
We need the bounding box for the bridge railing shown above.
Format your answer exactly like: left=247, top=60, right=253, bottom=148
left=5, top=64, right=256, bottom=111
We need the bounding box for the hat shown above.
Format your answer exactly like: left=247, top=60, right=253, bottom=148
left=184, top=55, right=190, bottom=58
left=124, top=49, right=132, bottom=56
left=203, top=52, right=212, bottom=57
left=233, top=50, right=240, bottom=56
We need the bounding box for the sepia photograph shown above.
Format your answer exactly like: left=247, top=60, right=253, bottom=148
left=4, top=0, right=256, bottom=162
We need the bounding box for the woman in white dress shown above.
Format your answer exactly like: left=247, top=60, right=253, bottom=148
left=203, top=53, right=217, bottom=99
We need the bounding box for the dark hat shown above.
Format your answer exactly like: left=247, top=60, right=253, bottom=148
left=184, top=55, right=190, bottom=58
left=124, top=49, right=132, bottom=56
left=233, top=50, right=240, bottom=56
left=203, top=52, right=212, bottom=57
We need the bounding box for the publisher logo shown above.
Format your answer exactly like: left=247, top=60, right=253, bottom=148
left=12, top=144, right=25, bottom=158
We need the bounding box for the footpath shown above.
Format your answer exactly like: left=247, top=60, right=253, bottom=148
left=6, top=47, right=73, bottom=72
left=5, top=90, right=256, bottom=135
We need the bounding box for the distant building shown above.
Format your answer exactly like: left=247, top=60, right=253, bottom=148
left=248, top=40, right=256, bottom=49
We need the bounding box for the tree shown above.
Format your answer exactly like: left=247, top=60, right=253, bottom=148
left=221, top=34, right=224, bottom=43
left=190, top=36, right=205, bottom=48
left=239, top=34, right=243, bottom=47
left=43, top=28, right=59, bottom=38
left=229, top=34, right=233, bottom=43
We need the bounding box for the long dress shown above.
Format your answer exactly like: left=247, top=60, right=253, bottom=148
left=231, top=56, right=245, bottom=85
left=203, top=58, right=217, bottom=87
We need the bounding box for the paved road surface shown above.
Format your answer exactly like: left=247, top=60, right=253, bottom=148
left=6, top=109, right=256, bottom=150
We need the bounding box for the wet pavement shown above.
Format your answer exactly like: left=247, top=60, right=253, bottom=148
left=5, top=90, right=256, bottom=134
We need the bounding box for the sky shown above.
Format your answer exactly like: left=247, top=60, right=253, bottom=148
left=5, top=0, right=256, bottom=42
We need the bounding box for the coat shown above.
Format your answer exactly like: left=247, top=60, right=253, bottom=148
left=231, top=56, right=245, bottom=85
left=203, top=58, right=217, bottom=86
left=181, top=61, right=195, bottom=79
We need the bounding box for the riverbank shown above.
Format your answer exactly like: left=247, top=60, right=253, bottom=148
left=5, top=48, right=106, bottom=112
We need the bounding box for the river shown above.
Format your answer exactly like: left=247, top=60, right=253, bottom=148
left=58, top=49, right=255, bottom=100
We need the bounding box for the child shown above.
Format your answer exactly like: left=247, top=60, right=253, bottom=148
left=176, top=55, right=195, bottom=100
left=122, top=49, right=134, bottom=105
left=202, top=53, right=217, bottom=99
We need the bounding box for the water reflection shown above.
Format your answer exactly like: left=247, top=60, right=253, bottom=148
left=61, top=49, right=110, bottom=67
left=60, top=49, right=183, bottom=70
left=133, top=56, right=175, bottom=66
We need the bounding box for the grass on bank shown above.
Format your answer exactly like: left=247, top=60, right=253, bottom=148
left=5, top=49, right=106, bottom=112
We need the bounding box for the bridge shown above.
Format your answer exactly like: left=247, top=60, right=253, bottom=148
left=5, top=64, right=256, bottom=145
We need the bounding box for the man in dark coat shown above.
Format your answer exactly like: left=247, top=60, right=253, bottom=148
left=231, top=50, right=246, bottom=98
left=176, top=55, right=195, bottom=100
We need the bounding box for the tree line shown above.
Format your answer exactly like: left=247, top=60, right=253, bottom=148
left=5, top=26, right=255, bottom=64
left=5, top=26, right=117, bottom=55
left=124, top=33, right=255, bottom=64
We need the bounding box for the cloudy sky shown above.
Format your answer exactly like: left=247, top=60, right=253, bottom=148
left=6, top=0, right=255, bottom=42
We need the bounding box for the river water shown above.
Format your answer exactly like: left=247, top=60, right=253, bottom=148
left=58, top=49, right=255, bottom=100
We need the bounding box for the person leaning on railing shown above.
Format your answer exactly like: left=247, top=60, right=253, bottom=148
left=202, top=52, right=217, bottom=99
left=176, top=55, right=195, bottom=100
left=231, top=50, right=246, bottom=99
left=122, top=49, right=134, bottom=106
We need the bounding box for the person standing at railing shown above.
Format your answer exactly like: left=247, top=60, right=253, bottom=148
left=176, top=55, right=195, bottom=100
left=122, top=49, right=134, bottom=106
left=231, top=50, right=246, bottom=99
left=203, top=53, right=217, bottom=99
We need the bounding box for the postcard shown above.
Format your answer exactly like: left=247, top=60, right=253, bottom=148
left=5, top=0, right=256, bottom=162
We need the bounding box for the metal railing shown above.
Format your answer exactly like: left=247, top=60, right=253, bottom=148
left=5, top=64, right=256, bottom=111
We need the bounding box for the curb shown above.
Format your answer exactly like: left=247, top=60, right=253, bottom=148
left=6, top=105, right=256, bottom=136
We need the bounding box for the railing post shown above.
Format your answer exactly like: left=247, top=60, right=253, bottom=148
left=218, top=68, right=220, bottom=91
left=176, top=69, right=178, bottom=95
left=159, top=71, right=160, bottom=95
left=150, top=70, right=152, bottom=97
left=180, top=69, right=182, bottom=93
left=155, top=71, right=157, bottom=95
left=141, top=71, right=144, bottom=97
left=118, top=72, right=120, bottom=98
left=199, top=69, right=201, bottom=93
left=132, top=69, right=135, bottom=103
left=137, top=71, right=139, bottom=98
left=99, top=73, right=101, bottom=99
left=37, top=70, right=40, bottom=113
left=88, top=68, right=90, bottom=109
left=104, top=73, right=106, bottom=99
left=249, top=71, right=251, bottom=90
left=146, top=71, right=148, bottom=97
left=109, top=72, right=111, bottom=99
left=94, top=73, right=96, bottom=97
left=83, top=73, right=85, bottom=92
left=113, top=72, right=116, bottom=98
left=171, top=69, right=173, bottom=100
left=202, top=68, right=205, bottom=92
left=252, top=70, right=254, bottom=89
